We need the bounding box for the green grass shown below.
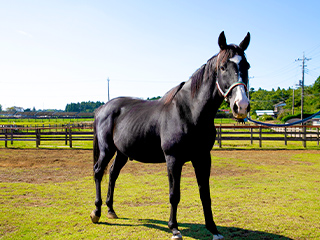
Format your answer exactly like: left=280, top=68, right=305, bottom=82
left=0, top=139, right=93, bottom=150
left=0, top=118, right=93, bottom=126
left=0, top=118, right=94, bottom=149
left=2, top=118, right=319, bottom=150
left=214, top=139, right=320, bottom=150
left=1, top=150, right=319, bottom=239
left=3, top=117, right=236, bottom=125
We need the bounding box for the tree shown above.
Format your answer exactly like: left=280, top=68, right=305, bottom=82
left=65, top=101, right=105, bottom=113
left=147, top=96, right=161, bottom=101
left=313, top=76, right=320, bottom=93
left=6, top=106, right=24, bottom=112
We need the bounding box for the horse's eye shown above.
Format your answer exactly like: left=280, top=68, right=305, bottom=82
left=220, top=66, right=225, bottom=71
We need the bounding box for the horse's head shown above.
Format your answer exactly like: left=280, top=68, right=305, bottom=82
left=216, top=31, right=251, bottom=120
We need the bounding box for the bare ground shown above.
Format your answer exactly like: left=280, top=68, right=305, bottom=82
left=0, top=148, right=317, bottom=184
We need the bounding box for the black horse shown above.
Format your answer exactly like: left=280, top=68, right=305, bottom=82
left=90, top=31, right=250, bottom=240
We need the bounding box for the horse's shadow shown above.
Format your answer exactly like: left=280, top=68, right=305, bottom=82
left=98, top=218, right=293, bottom=240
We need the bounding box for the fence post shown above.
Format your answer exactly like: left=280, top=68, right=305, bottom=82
left=69, top=127, right=72, bottom=148
left=5, top=129, right=8, bottom=148
left=65, top=127, right=68, bottom=145
left=302, top=125, right=306, bottom=148
left=259, top=127, right=262, bottom=148
left=36, top=129, right=40, bottom=148
left=10, top=127, right=13, bottom=145
left=250, top=127, right=253, bottom=145
left=317, top=127, right=319, bottom=146
left=284, top=127, right=287, bottom=146
left=219, top=126, right=222, bottom=148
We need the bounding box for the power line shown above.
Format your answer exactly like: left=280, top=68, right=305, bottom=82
left=254, top=61, right=297, bottom=79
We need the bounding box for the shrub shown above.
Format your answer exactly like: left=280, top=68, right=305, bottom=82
left=277, top=109, right=291, bottom=121
left=281, top=113, right=315, bottom=123
left=259, top=114, right=274, bottom=121
left=216, top=111, right=233, bottom=118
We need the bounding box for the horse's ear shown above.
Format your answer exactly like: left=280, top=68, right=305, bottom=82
left=218, top=31, right=227, bottom=50
left=239, top=32, right=250, bottom=51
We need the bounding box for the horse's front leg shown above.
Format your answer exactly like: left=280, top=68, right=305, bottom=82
left=192, top=152, right=224, bottom=240
left=166, top=155, right=183, bottom=240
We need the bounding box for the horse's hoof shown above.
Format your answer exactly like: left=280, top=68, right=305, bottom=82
left=213, top=234, right=224, bottom=240
left=90, top=210, right=100, bottom=223
left=171, top=231, right=183, bottom=240
left=107, top=212, right=118, bottom=219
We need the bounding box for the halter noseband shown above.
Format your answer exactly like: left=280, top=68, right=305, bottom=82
left=216, top=80, right=248, bottom=98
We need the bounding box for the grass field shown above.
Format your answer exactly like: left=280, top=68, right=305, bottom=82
left=0, top=118, right=92, bottom=125
left=2, top=118, right=319, bottom=150
left=0, top=117, right=241, bottom=127
left=0, top=149, right=319, bottom=239
left=1, top=135, right=319, bottom=150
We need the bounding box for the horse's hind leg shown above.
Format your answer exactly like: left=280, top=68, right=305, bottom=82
left=91, top=146, right=116, bottom=223
left=166, top=155, right=183, bottom=240
left=106, top=151, right=128, bottom=219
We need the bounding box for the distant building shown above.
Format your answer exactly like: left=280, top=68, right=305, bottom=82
left=309, top=115, right=320, bottom=126
left=255, top=110, right=275, bottom=117
left=273, top=102, right=286, bottom=116
left=219, top=109, right=230, bottom=114
left=255, top=102, right=287, bottom=118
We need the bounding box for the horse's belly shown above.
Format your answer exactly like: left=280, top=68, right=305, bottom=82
left=114, top=135, right=165, bottom=163
left=125, top=147, right=165, bottom=163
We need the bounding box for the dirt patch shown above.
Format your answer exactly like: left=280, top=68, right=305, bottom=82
left=0, top=149, right=318, bottom=184
left=0, top=149, right=92, bottom=183
left=0, top=149, right=168, bottom=184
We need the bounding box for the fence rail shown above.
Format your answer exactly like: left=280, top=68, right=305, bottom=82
left=215, top=125, right=320, bottom=148
left=0, top=124, right=319, bottom=148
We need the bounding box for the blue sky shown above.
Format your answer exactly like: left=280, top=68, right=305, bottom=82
left=1, top=0, right=320, bottom=110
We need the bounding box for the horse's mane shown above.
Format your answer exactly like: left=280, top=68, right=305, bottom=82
left=161, top=82, right=185, bottom=105
left=190, top=54, right=218, bottom=97
left=190, top=45, right=246, bottom=98
left=190, top=64, right=206, bottom=97
left=161, top=46, right=244, bottom=102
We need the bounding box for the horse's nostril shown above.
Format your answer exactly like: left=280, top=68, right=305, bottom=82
left=233, top=102, right=239, bottom=114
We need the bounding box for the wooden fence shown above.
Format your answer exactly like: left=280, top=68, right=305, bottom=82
left=0, top=124, right=93, bottom=148
left=216, top=125, right=320, bottom=148
left=0, top=124, right=319, bottom=148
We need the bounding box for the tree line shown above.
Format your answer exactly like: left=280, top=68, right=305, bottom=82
left=250, top=76, right=320, bottom=118
left=65, top=101, right=105, bottom=113
left=2, top=76, right=319, bottom=120
left=217, top=76, right=320, bottom=119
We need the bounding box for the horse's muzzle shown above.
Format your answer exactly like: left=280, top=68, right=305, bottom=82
left=232, top=100, right=250, bottom=120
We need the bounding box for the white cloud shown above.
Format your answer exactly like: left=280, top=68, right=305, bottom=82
left=17, top=30, right=33, bottom=38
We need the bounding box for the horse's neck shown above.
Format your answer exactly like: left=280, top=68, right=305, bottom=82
left=195, top=82, right=223, bottom=124
left=182, top=76, right=223, bottom=125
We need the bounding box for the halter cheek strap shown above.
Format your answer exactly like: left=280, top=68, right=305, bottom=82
left=216, top=81, right=248, bottom=98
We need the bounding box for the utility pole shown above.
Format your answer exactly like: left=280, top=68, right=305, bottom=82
left=296, top=53, right=311, bottom=120
left=107, top=77, right=110, bottom=101
left=247, top=76, right=254, bottom=119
